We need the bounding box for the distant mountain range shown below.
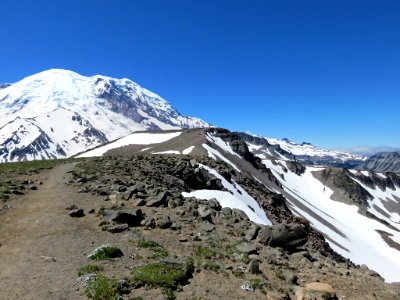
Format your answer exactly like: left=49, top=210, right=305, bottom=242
left=358, top=152, right=400, bottom=174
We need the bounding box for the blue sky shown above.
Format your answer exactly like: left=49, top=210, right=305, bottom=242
left=1, top=0, right=399, bottom=150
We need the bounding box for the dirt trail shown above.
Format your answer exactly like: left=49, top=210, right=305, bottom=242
left=0, top=163, right=96, bottom=300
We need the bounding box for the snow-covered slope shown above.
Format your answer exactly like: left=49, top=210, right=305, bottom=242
left=261, top=160, right=400, bottom=282
left=0, top=69, right=208, bottom=162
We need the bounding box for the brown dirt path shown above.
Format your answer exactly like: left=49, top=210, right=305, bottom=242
left=0, top=163, right=96, bottom=300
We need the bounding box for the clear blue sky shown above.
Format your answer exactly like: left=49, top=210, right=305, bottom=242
left=1, top=0, right=399, bottom=150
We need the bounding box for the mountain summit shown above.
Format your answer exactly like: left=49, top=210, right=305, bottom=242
left=0, top=69, right=208, bottom=162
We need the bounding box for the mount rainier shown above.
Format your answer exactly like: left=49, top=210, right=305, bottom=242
left=0, top=69, right=208, bottom=162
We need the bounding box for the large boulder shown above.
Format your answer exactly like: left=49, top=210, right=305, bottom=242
left=257, top=223, right=308, bottom=250
left=295, top=282, right=337, bottom=300
left=146, top=191, right=171, bottom=207
left=102, top=207, right=143, bottom=226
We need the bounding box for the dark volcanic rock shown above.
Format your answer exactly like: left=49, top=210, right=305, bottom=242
left=102, top=208, right=143, bottom=226
left=69, top=208, right=84, bottom=218
left=156, top=215, right=172, bottom=229
left=146, top=191, right=171, bottom=207
left=106, top=223, right=129, bottom=233
left=257, top=223, right=308, bottom=250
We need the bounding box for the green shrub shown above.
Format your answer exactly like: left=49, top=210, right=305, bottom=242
left=131, top=261, right=193, bottom=300
left=78, top=264, right=104, bottom=276
left=193, top=245, right=218, bottom=259
left=202, top=260, right=223, bottom=272
left=85, top=275, right=126, bottom=300
left=137, top=239, right=168, bottom=259
left=88, top=245, right=123, bottom=260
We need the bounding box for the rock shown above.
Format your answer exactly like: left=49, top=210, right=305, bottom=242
left=246, top=259, right=260, bottom=274
left=75, top=177, right=87, bottom=184
left=179, top=236, right=188, bottom=242
left=65, top=204, right=78, bottom=210
left=257, top=223, right=308, bottom=250
left=244, top=225, right=260, bottom=241
left=132, top=198, right=147, bottom=206
left=29, top=186, right=37, bottom=190
left=69, top=208, right=84, bottom=218
left=160, top=257, right=194, bottom=276
left=197, top=206, right=216, bottom=222
left=233, top=209, right=249, bottom=221
left=156, top=215, right=172, bottom=229
left=200, top=221, right=215, bottom=232
left=170, top=223, right=182, bottom=231
left=127, top=231, right=144, bottom=241
left=40, top=255, right=56, bottom=262
left=102, top=208, right=143, bottom=226
left=208, top=198, right=222, bottom=211
left=236, top=242, right=258, bottom=255
left=193, top=235, right=202, bottom=241
left=146, top=191, right=171, bottom=207
left=141, top=217, right=156, bottom=228
left=107, top=224, right=129, bottom=233
left=221, top=207, right=233, bottom=217
left=122, top=182, right=146, bottom=200
left=168, top=197, right=184, bottom=208
left=88, top=208, right=95, bottom=214
left=286, top=273, right=298, bottom=285
left=108, top=194, right=122, bottom=203
left=295, top=282, right=337, bottom=300
left=11, top=190, right=24, bottom=195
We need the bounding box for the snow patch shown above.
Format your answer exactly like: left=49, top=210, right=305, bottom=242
left=78, top=132, right=181, bottom=157
left=202, top=144, right=241, bottom=172
left=182, top=164, right=271, bottom=226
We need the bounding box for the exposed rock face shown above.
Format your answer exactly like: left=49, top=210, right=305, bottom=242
left=257, top=224, right=309, bottom=250
left=358, top=151, right=400, bottom=174
left=319, top=168, right=372, bottom=206
left=0, top=83, right=11, bottom=90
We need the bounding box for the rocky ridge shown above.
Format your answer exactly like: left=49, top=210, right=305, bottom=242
left=358, top=151, right=400, bottom=174
left=64, top=154, right=399, bottom=299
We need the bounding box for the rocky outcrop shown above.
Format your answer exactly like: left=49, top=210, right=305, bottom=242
left=358, top=151, right=400, bottom=174
left=257, top=223, right=309, bottom=250
left=319, top=168, right=372, bottom=206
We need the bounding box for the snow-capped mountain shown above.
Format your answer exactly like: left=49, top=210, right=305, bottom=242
left=242, top=133, right=367, bottom=168
left=0, top=69, right=208, bottom=162
left=77, top=127, right=400, bottom=282
left=358, top=151, right=400, bottom=174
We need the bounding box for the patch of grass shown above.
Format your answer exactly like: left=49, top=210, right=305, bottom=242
left=232, top=269, right=245, bottom=278
left=137, top=239, right=168, bottom=259
left=275, top=269, right=285, bottom=281
left=194, top=245, right=219, bottom=259
left=88, top=244, right=123, bottom=260
left=85, top=275, right=127, bottom=300
left=78, top=264, right=104, bottom=276
left=131, top=261, right=192, bottom=300
left=202, top=260, right=223, bottom=272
